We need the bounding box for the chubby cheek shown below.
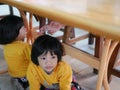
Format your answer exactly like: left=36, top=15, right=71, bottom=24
left=38, top=59, right=58, bottom=71
left=38, top=60, right=45, bottom=69
left=52, top=60, right=58, bottom=68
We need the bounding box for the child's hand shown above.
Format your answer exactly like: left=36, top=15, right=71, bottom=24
left=39, top=21, right=65, bottom=35
left=47, top=21, right=64, bottom=34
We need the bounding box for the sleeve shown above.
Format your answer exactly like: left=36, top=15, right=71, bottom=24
left=27, top=63, right=41, bottom=90
left=23, top=43, right=32, bottom=62
left=59, top=62, right=72, bottom=90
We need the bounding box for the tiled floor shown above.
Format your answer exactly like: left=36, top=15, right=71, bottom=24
left=0, top=5, right=120, bottom=90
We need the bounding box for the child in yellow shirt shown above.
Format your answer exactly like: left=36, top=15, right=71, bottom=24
left=27, top=35, right=73, bottom=90
left=0, top=15, right=31, bottom=89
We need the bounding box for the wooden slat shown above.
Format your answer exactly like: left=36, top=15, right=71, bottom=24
left=68, top=34, right=89, bottom=44
left=63, top=43, right=99, bottom=69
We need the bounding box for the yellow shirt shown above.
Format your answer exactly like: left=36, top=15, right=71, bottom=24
left=27, top=61, right=72, bottom=90
left=4, top=41, right=31, bottom=78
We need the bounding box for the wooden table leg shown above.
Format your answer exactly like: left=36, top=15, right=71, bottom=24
left=96, top=39, right=119, bottom=90
left=103, top=40, right=118, bottom=90
left=96, top=38, right=111, bottom=90
left=63, top=26, right=74, bottom=43
left=93, top=36, right=104, bottom=74
left=108, top=43, right=120, bottom=83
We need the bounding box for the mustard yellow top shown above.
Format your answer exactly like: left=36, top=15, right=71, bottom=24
left=27, top=61, right=72, bottom=90
left=4, top=41, right=31, bottom=78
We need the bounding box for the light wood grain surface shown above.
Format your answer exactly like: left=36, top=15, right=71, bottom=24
left=0, top=0, right=120, bottom=41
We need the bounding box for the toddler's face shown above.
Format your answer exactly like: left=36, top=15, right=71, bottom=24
left=38, top=51, right=58, bottom=74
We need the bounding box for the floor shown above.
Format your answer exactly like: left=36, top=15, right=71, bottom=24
left=0, top=5, right=120, bottom=90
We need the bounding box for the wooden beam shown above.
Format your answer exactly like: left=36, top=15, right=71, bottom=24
left=63, top=43, right=99, bottom=69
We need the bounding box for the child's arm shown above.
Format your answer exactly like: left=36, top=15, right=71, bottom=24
left=58, top=62, right=72, bottom=90
left=24, top=43, right=32, bottom=62
left=27, top=63, right=40, bottom=90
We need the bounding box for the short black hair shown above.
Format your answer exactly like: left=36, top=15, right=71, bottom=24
left=31, top=35, right=64, bottom=65
left=0, top=15, right=24, bottom=44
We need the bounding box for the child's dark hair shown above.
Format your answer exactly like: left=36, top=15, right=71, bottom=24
left=31, top=35, right=64, bottom=65
left=0, top=15, right=24, bottom=44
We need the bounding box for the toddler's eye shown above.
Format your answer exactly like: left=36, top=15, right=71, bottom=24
left=51, top=56, right=56, bottom=59
left=41, top=57, right=46, bottom=60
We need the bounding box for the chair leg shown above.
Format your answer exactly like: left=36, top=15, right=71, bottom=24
left=39, top=17, right=46, bottom=28
left=108, top=43, right=120, bottom=83
left=63, top=26, right=74, bottom=43
left=69, top=27, right=75, bottom=39
left=93, top=36, right=104, bottom=74
left=88, top=34, right=94, bottom=45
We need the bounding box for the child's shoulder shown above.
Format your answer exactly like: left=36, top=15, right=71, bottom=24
left=15, top=41, right=31, bottom=48
left=57, top=61, right=72, bottom=75
left=10, top=41, right=28, bottom=45
left=58, top=61, right=72, bottom=69
left=59, top=61, right=69, bottom=65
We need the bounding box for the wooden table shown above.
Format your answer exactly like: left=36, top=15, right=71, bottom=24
left=0, top=0, right=120, bottom=90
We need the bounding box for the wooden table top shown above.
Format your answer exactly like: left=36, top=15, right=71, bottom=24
left=0, top=0, right=120, bottom=41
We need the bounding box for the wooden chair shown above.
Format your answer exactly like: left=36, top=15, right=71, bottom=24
left=108, top=43, right=120, bottom=83
left=93, top=36, right=120, bottom=83
left=63, top=38, right=119, bottom=90
left=63, top=29, right=120, bottom=88
left=62, top=26, right=89, bottom=44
